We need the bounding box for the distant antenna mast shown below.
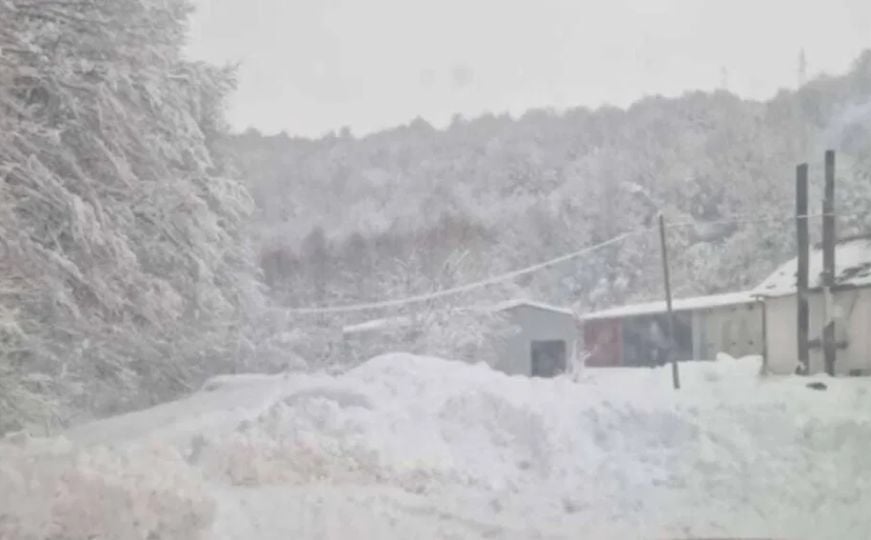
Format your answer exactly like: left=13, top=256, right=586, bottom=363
left=798, top=48, right=807, bottom=87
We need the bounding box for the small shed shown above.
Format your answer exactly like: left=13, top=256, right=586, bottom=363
left=340, top=300, right=579, bottom=378
left=580, top=292, right=763, bottom=367
left=488, top=300, right=579, bottom=377
left=755, top=235, right=871, bottom=375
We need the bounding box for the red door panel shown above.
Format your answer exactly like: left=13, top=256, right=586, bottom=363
left=583, top=319, right=622, bottom=367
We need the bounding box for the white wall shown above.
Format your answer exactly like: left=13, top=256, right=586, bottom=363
left=765, top=288, right=871, bottom=375
left=695, top=303, right=764, bottom=360
left=495, top=306, right=578, bottom=376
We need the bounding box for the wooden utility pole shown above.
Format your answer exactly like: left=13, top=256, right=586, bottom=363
left=658, top=214, right=680, bottom=390
left=822, top=150, right=837, bottom=375
left=796, top=163, right=810, bottom=374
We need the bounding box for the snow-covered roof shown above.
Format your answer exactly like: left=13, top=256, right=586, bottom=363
left=580, top=291, right=759, bottom=321
left=342, top=316, right=412, bottom=335
left=754, top=236, right=871, bottom=298
left=342, top=299, right=575, bottom=335
left=341, top=299, right=574, bottom=335
left=489, top=299, right=576, bottom=317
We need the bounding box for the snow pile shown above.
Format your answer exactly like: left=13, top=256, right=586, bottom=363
left=4, top=354, right=871, bottom=539
left=0, top=437, right=214, bottom=540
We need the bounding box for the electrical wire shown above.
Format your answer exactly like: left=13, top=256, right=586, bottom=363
left=283, top=211, right=865, bottom=315
left=284, top=228, right=651, bottom=314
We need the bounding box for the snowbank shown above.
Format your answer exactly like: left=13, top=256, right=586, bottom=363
left=4, top=354, right=871, bottom=539
left=0, top=438, right=214, bottom=540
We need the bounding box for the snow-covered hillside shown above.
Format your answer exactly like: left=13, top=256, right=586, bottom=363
left=3, top=355, right=871, bottom=539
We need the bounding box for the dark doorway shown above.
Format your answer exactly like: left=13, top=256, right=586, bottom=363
left=531, top=340, right=567, bottom=377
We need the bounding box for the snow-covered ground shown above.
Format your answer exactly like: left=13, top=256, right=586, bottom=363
left=3, top=354, right=871, bottom=539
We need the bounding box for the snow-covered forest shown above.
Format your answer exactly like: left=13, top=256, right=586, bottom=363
left=230, top=55, right=871, bottom=317
left=3, top=0, right=871, bottom=432
left=0, top=0, right=272, bottom=431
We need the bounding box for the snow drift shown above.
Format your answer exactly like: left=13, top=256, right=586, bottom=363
left=3, top=354, right=871, bottom=539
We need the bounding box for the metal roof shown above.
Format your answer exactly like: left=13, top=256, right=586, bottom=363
left=754, top=235, right=871, bottom=298
left=489, top=299, right=576, bottom=317
left=580, top=291, right=760, bottom=321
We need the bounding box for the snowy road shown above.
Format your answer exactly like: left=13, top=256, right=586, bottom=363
left=3, top=354, right=871, bottom=539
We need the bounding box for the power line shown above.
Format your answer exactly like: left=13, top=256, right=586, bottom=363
left=284, top=228, right=651, bottom=314
left=667, top=211, right=860, bottom=229
left=283, top=211, right=864, bottom=315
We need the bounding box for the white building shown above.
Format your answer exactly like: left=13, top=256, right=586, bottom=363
left=755, top=235, right=871, bottom=375
left=487, top=300, right=579, bottom=377
left=580, top=292, right=764, bottom=367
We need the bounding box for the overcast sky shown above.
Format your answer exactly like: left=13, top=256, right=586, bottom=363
left=186, top=0, right=871, bottom=138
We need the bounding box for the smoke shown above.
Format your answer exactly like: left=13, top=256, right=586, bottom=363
left=820, top=99, right=871, bottom=153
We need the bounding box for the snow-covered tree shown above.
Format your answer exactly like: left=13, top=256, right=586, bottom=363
left=0, top=0, right=261, bottom=431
